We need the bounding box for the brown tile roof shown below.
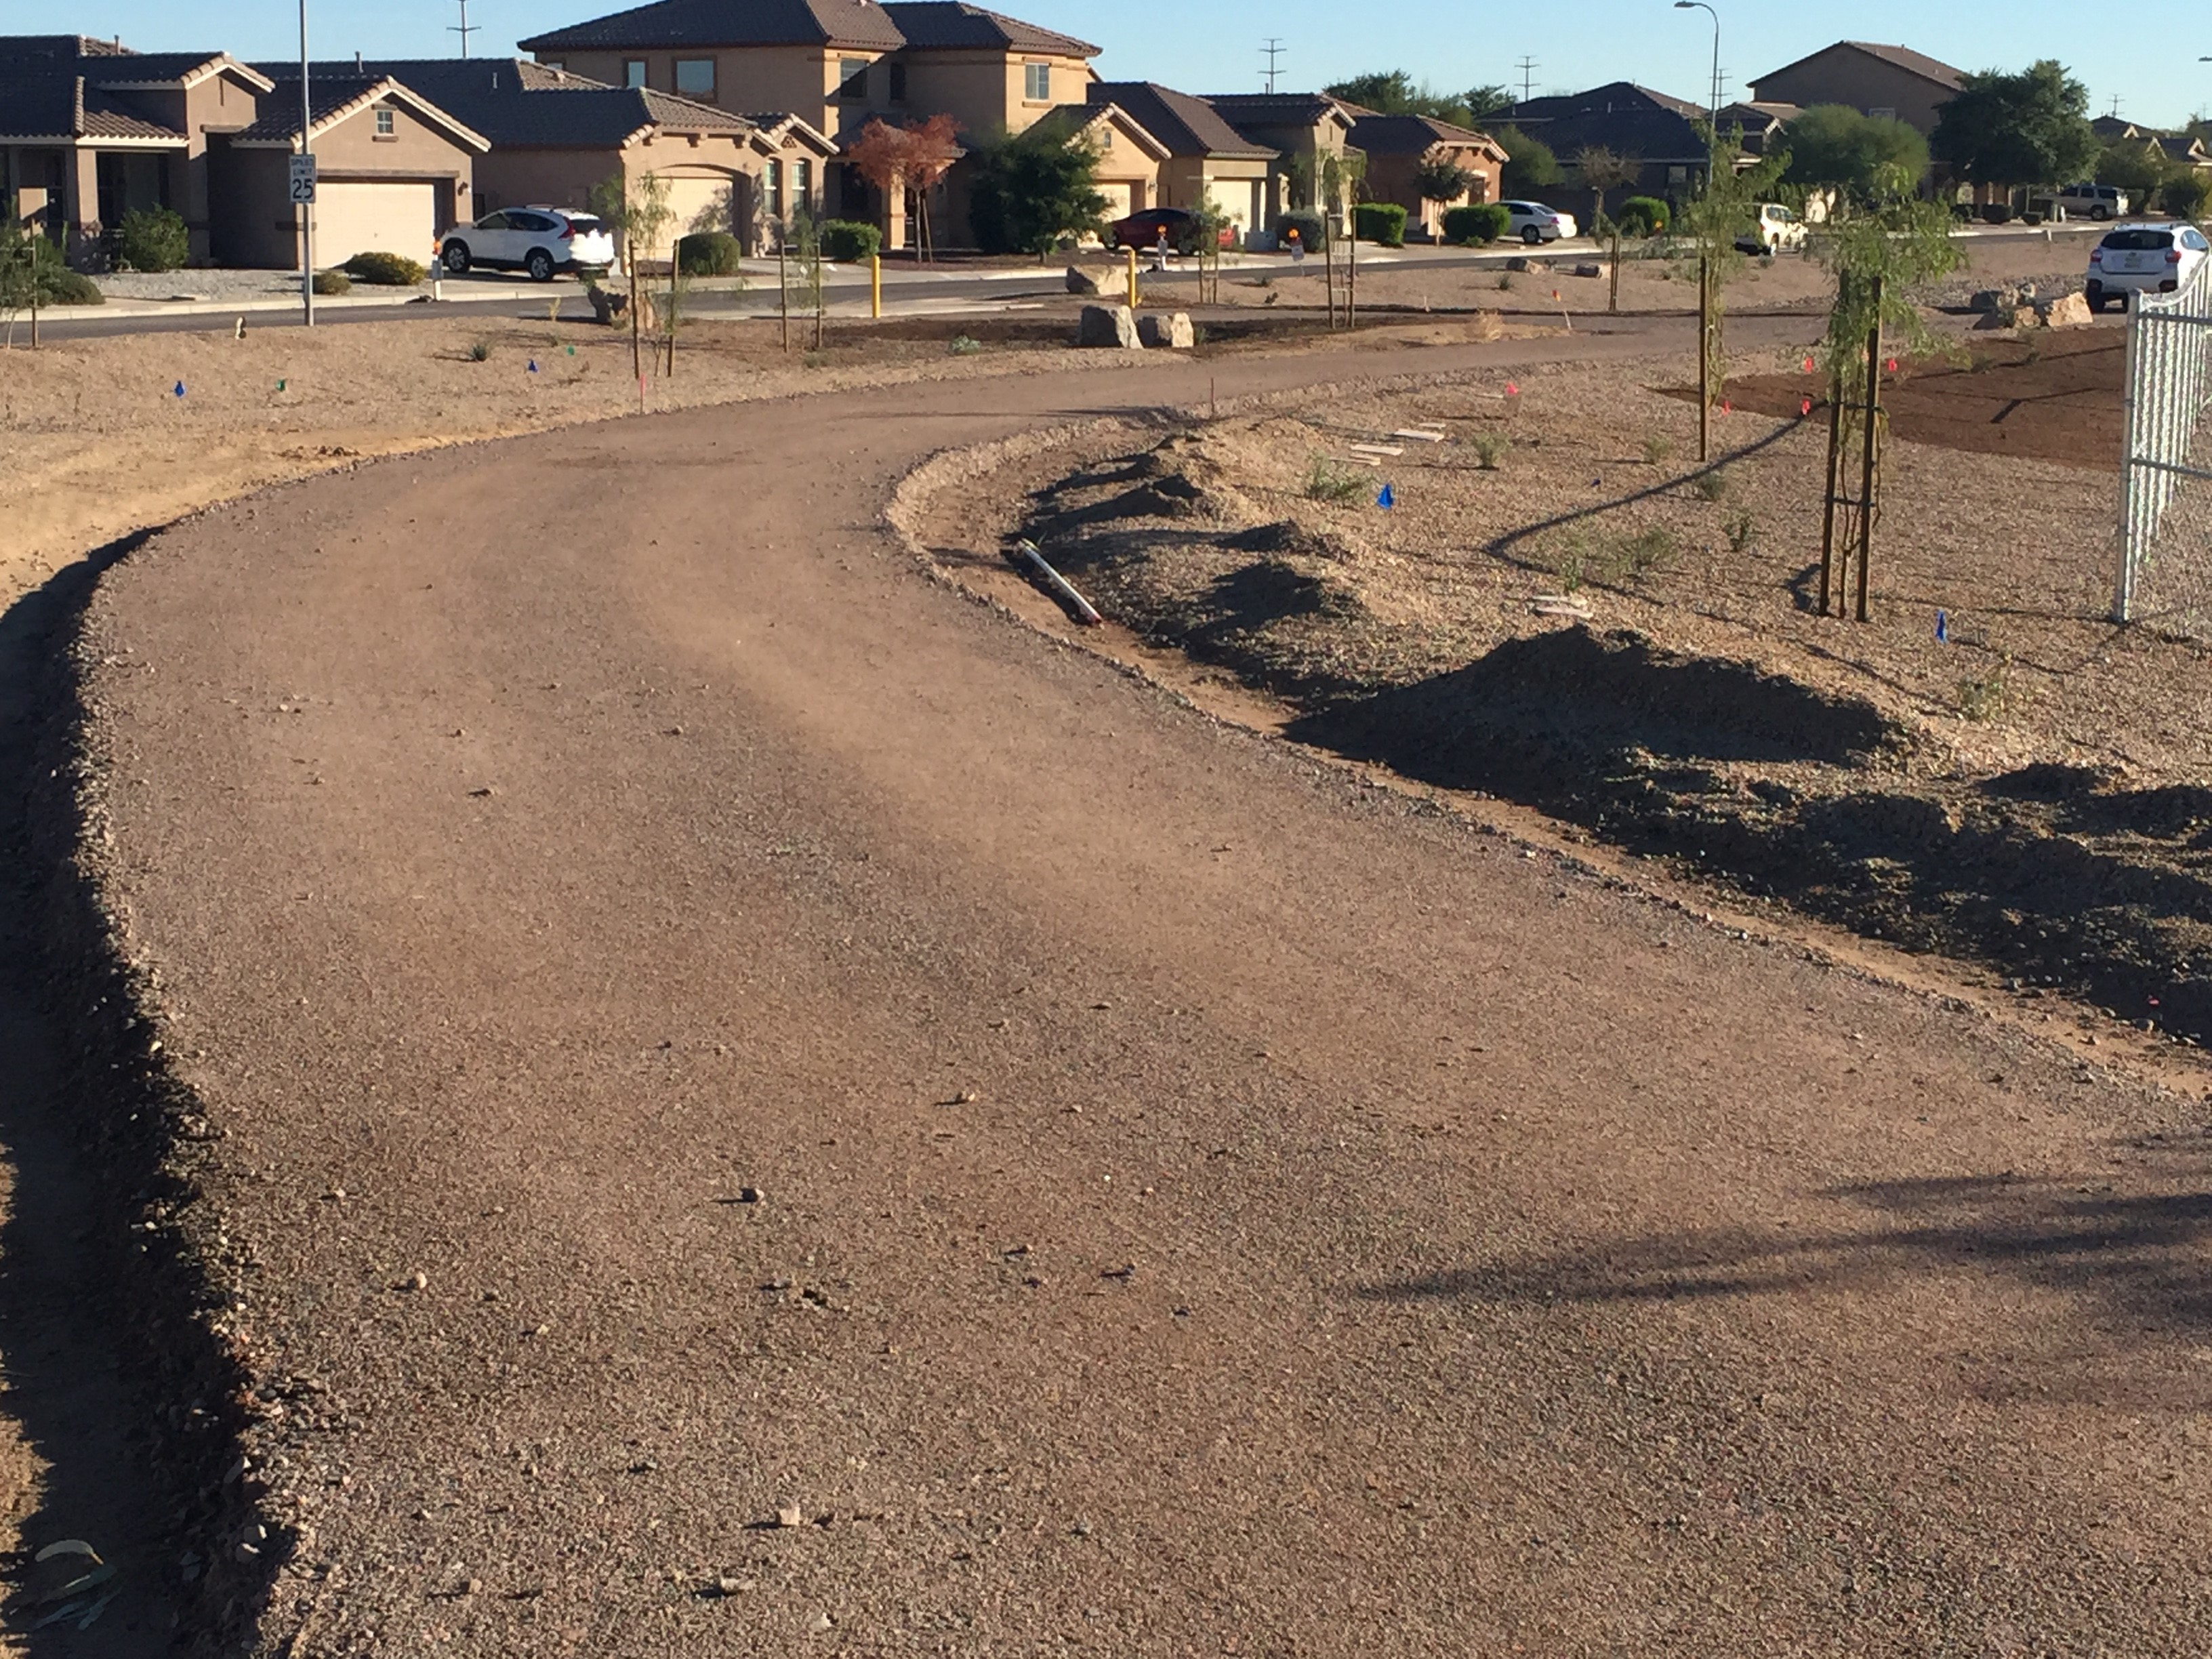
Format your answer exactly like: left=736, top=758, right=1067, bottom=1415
left=1751, top=41, right=1965, bottom=95
left=880, top=2, right=1094, bottom=55
left=1086, top=81, right=1273, bottom=159
left=523, top=0, right=905, bottom=54
left=1345, top=111, right=1503, bottom=157
left=331, top=58, right=755, bottom=145
left=0, top=71, right=186, bottom=140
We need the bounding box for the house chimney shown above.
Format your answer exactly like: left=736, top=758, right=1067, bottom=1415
left=355, top=51, right=363, bottom=70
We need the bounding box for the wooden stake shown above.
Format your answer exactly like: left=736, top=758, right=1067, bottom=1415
left=1856, top=277, right=1883, bottom=625
left=779, top=237, right=790, bottom=352
left=1609, top=227, right=1621, bottom=314
left=627, top=235, right=642, bottom=382
left=1819, top=371, right=1843, bottom=616
left=1696, top=253, right=1711, bottom=463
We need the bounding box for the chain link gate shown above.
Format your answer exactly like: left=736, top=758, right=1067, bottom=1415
left=2113, top=253, right=2212, bottom=630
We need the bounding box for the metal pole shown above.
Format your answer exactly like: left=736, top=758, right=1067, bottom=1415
left=300, top=0, right=314, bottom=326
left=2114, top=295, right=2146, bottom=622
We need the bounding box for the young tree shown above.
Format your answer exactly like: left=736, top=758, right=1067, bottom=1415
left=1782, top=105, right=1930, bottom=203
left=1574, top=146, right=1642, bottom=313
left=1415, top=154, right=1475, bottom=230
left=967, top=127, right=1107, bottom=257
left=589, top=171, right=674, bottom=378
left=901, top=114, right=960, bottom=262
left=1673, top=125, right=1790, bottom=457
left=1931, top=60, right=2097, bottom=211
left=1494, top=126, right=1561, bottom=199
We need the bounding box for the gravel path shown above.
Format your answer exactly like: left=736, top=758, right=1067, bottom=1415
left=64, top=324, right=2212, bottom=1655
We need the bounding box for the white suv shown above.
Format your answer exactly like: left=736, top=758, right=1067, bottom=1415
left=2047, top=183, right=2130, bottom=222
left=1503, top=201, right=1578, bottom=244
left=441, top=207, right=618, bottom=282
left=2086, top=222, right=2210, bottom=311
left=1737, top=202, right=1807, bottom=254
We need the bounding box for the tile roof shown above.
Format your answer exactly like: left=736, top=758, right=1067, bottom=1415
left=1750, top=41, right=1965, bottom=95
left=324, top=58, right=754, bottom=146
left=236, top=75, right=489, bottom=150
left=1025, top=100, right=1171, bottom=160
left=1500, top=85, right=1715, bottom=165
left=1086, top=81, right=1273, bottom=159
left=0, top=70, right=186, bottom=140
left=1203, top=91, right=1353, bottom=130
left=1346, top=111, right=1502, bottom=157
left=523, top=0, right=905, bottom=54
left=878, top=3, right=1094, bottom=55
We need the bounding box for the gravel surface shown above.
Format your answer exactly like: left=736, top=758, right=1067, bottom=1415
left=65, top=326, right=2212, bottom=1655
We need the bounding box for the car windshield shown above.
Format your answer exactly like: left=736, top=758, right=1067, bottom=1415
left=2101, top=229, right=2173, bottom=251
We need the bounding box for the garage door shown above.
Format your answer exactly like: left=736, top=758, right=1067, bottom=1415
left=1096, top=182, right=1132, bottom=221
left=312, top=182, right=436, bottom=268
left=651, top=176, right=737, bottom=259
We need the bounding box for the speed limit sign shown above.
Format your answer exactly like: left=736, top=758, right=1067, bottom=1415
left=289, top=153, right=318, bottom=204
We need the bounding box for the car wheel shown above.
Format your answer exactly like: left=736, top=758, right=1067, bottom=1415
left=441, top=242, right=471, bottom=274
left=2091, top=205, right=2112, bottom=222
left=525, top=248, right=556, bottom=283
left=1522, top=226, right=1542, bottom=245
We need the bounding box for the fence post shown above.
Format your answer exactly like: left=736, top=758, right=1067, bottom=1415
left=2114, top=298, right=2146, bottom=623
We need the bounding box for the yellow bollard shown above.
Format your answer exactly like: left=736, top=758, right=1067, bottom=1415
left=1126, top=245, right=1139, bottom=308
left=871, top=253, right=882, bottom=320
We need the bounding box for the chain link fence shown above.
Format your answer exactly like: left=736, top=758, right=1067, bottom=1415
left=2114, top=249, right=2212, bottom=633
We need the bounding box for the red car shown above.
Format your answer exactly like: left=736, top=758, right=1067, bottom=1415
left=1107, top=207, right=1227, bottom=253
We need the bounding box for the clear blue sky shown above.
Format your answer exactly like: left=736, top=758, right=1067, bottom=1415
left=36, top=0, right=2212, bottom=130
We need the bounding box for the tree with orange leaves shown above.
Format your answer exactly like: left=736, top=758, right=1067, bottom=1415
left=847, top=115, right=962, bottom=261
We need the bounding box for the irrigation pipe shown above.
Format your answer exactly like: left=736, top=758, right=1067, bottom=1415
left=1015, top=539, right=1103, bottom=626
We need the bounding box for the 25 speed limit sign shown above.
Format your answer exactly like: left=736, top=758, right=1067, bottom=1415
left=289, top=154, right=318, bottom=204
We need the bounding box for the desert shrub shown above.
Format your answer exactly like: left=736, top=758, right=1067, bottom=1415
left=1496, top=271, right=1515, bottom=291
left=1689, top=466, right=1734, bottom=503
left=1957, top=655, right=2015, bottom=721
left=15, top=255, right=104, bottom=306
left=2164, top=169, right=2212, bottom=222
left=676, top=230, right=743, bottom=276
left=1305, top=455, right=1368, bottom=503
left=1609, top=524, right=1677, bottom=577
left=311, top=268, right=350, bottom=295
left=1616, top=195, right=1670, bottom=237
left=1549, top=536, right=1589, bottom=592
left=1724, top=508, right=1757, bottom=554
left=1276, top=208, right=1328, bottom=251
left=1442, top=203, right=1510, bottom=245
left=1641, top=433, right=1675, bottom=466
left=468, top=337, right=493, bottom=361
left=344, top=250, right=425, bottom=285
left=115, top=205, right=188, bottom=272
left=948, top=333, right=983, bottom=355
left=1471, top=432, right=1509, bottom=469
left=819, top=220, right=882, bottom=263
left=1353, top=203, right=1408, bottom=247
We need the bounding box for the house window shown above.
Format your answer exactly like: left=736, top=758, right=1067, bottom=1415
left=1867, top=106, right=1896, bottom=120
left=794, top=158, right=812, bottom=205
left=675, top=58, right=715, bottom=98
left=541, top=60, right=564, bottom=71
left=1023, top=62, right=1050, bottom=102
left=764, top=158, right=783, bottom=218
left=888, top=62, right=907, bottom=102
left=374, top=107, right=394, bottom=136
left=624, top=60, right=647, bottom=88
left=838, top=57, right=869, bottom=99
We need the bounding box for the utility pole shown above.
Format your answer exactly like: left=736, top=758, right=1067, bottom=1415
left=1261, top=39, right=1286, bottom=94
left=1515, top=56, right=1538, bottom=102
left=449, top=0, right=477, bottom=57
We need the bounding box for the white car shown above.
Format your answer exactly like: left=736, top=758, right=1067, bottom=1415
left=2086, top=222, right=2210, bottom=312
left=1503, top=201, right=1578, bottom=244
left=1737, top=202, right=1807, bottom=254
left=441, top=207, right=617, bottom=282
left=2047, top=182, right=2131, bottom=222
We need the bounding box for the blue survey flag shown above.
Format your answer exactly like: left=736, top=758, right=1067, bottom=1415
left=528, top=359, right=539, bottom=373
left=1936, top=609, right=1948, bottom=642
left=173, top=381, right=185, bottom=398
left=1377, top=483, right=1394, bottom=510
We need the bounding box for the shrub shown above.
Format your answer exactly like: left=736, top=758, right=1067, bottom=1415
left=967, top=127, right=1109, bottom=254
left=115, top=205, right=188, bottom=272
left=1276, top=209, right=1328, bottom=251
left=311, top=268, right=351, bottom=295
left=1957, top=655, right=2015, bottom=721
left=1641, top=434, right=1675, bottom=466
left=1442, top=203, right=1510, bottom=245
left=819, top=220, right=882, bottom=263
left=1471, top=432, right=1509, bottom=469
left=2163, top=169, right=2212, bottom=221
left=1723, top=508, right=1757, bottom=554
left=1603, top=525, right=1677, bottom=579
left=1305, top=455, right=1368, bottom=503
left=1549, top=536, right=1588, bottom=593
left=1690, top=466, right=1734, bottom=504
left=1353, top=203, right=1408, bottom=247
left=676, top=230, right=743, bottom=276
left=1496, top=271, right=1515, bottom=291
left=949, top=334, right=983, bottom=356
left=1616, top=196, right=1671, bottom=237
left=468, top=337, right=493, bottom=362
left=45, top=266, right=103, bottom=305
left=344, top=250, right=425, bottom=285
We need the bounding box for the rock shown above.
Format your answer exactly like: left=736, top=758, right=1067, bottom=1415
left=1973, top=305, right=2037, bottom=331
left=777, top=1500, right=804, bottom=1528
left=1506, top=255, right=1548, bottom=273
left=1969, top=285, right=2018, bottom=314
left=2039, top=290, right=2092, bottom=329
left=806, top=1612, right=834, bottom=1634
left=1136, top=310, right=1195, bottom=348
left=738, top=1185, right=763, bottom=1204
left=1077, top=304, right=1141, bottom=348
left=1570, top=262, right=1603, bottom=279
left=1061, top=266, right=1124, bottom=303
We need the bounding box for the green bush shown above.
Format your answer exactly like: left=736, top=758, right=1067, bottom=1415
left=1442, top=203, right=1510, bottom=244
left=343, top=250, right=426, bottom=285
left=0, top=228, right=98, bottom=306
left=115, top=205, right=188, bottom=272
left=45, top=265, right=103, bottom=305
left=1353, top=202, right=1408, bottom=247
left=1275, top=209, right=1329, bottom=251
left=2163, top=169, right=2212, bottom=221
left=676, top=230, right=743, bottom=276
left=819, top=220, right=881, bottom=263
left=311, top=268, right=350, bottom=295
left=1616, top=196, right=1671, bottom=236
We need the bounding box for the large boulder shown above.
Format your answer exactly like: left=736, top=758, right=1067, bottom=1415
left=1506, top=255, right=1549, bottom=273
left=1970, top=283, right=2033, bottom=314
left=1078, top=304, right=1142, bottom=348
left=1973, top=304, right=2038, bottom=331
left=1136, top=310, right=1195, bottom=349
left=1066, top=266, right=1132, bottom=303
left=2039, top=289, right=2093, bottom=329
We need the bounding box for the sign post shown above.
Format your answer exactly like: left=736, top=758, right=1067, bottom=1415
left=296, top=0, right=314, bottom=326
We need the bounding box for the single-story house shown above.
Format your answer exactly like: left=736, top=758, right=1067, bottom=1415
left=1086, top=81, right=1274, bottom=247
left=0, top=34, right=274, bottom=264
left=1338, top=108, right=1506, bottom=237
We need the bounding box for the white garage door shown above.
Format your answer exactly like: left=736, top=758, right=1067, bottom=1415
left=312, top=182, right=436, bottom=268
left=651, top=175, right=736, bottom=258
left=1096, top=182, right=1132, bottom=220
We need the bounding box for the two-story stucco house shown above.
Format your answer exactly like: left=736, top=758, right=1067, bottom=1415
left=1746, top=42, right=1964, bottom=140
left=519, top=0, right=1101, bottom=244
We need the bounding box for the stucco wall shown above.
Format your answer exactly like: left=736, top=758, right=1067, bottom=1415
left=1751, top=50, right=1953, bottom=136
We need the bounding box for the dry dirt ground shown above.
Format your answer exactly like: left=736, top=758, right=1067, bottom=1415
left=38, top=314, right=2212, bottom=1659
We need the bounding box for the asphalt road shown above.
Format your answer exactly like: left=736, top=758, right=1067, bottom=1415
left=66, top=323, right=2212, bottom=1655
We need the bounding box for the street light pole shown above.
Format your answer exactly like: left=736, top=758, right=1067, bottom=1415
left=300, top=0, right=314, bottom=325
left=1675, top=0, right=1720, bottom=135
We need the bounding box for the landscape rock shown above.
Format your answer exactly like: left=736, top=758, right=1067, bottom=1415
left=2038, top=290, right=2092, bottom=329
left=1973, top=305, right=2039, bottom=331
left=1077, top=304, right=1142, bottom=349
left=1506, top=256, right=1549, bottom=273
left=1136, top=311, right=1195, bottom=349
left=1065, top=265, right=1105, bottom=296
left=1570, top=262, right=1604, bottom=279
left=1969, top=286, right=2019, bottom=314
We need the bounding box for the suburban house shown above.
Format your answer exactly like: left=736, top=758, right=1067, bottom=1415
left=1204, top=91, right=1355, bottom=232
left=1084, top=82, right=1273, bottom=245
left=327, top=58, right=834, bottom=255
left=1500, top=83, right=1739, bottom=214
left=1337, top=108, right=1506, bottom=237
left=0, top=34, right=274, bottom=264
left=1746, top=41, right=1963, bottom=139
left=1022, top=100, right=1170, bottom=222
left=518, top=0, right=1101, bottom=242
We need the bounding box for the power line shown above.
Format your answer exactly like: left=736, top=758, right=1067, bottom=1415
left=449, top=0, right=477, bottom=57
left=1515, top=56, right=1538, bottom=102
left=1261, top=38, right=1286, bottom=94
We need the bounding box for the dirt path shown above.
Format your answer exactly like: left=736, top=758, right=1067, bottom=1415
left=34, top=314, right=2212, bottom=1656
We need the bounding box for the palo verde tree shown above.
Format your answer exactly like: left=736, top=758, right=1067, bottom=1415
left=1809, top=197, right=1961, bottom=619
left=1930, top=60, right=2097, bottom=213
left=1673, top=123, right=1789, bottom=458
left=967, top=126, right=1107, bottom=257
left=1781, top=105, right=1929, bottom=206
